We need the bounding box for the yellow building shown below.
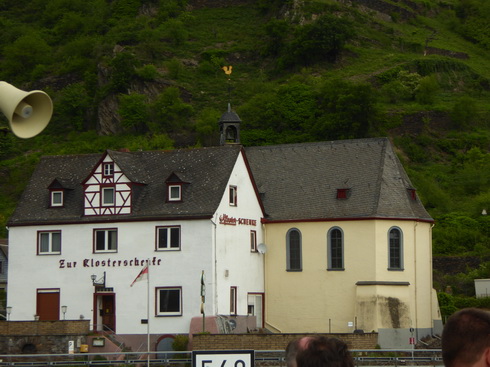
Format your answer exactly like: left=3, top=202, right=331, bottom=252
left=245, top=138, right=441, bottom=348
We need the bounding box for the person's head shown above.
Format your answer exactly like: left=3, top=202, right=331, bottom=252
left=286, top=336, right=353, bottom=367
left=442, top=308, right=490, bottom=367
left=286, top=337, right=312, bottom=367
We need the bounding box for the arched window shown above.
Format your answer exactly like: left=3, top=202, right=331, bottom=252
left=286, top=229, right=302, bottom=271
left=388, top=227, right=403, bottom=270
left=328, top=227, right=344, bottom=270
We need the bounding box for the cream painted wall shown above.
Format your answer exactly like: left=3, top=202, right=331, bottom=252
left=264, top=219, right=439, bottom=334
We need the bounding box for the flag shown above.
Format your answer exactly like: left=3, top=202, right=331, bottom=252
left=130, top=264, right=148, bottom=287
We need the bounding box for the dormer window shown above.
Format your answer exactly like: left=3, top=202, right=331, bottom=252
left=336, top=188, right=350, bottom=199
left=103, top=163, right=114, bottom=177
left=165, top=172, right=188, bottom=203
left=407, top=188, right=417, bottom=201
left=168, top=185, right=182, bottom=202
left=50, top=190, right=64, bottom=207
left=48, top=179, right=69, bottom=208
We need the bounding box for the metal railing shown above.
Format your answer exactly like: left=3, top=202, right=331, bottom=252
left=0, top=349, right=443, bottom=366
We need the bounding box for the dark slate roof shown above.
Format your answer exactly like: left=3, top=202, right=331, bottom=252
left=8, top=145, right=243, bottom=226
left=219, top=103, right=241, bottom=123
left=245, top=138, right=432, bottom=222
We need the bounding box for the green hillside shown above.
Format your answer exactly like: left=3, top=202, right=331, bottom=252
left=0, top=0, right=489, bottom=311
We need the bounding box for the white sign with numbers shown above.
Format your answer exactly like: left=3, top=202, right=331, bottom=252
left=192, top=350, right=254, bottom=367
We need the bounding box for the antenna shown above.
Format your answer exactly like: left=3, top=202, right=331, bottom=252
left=257, top=243, right=267, bottom=254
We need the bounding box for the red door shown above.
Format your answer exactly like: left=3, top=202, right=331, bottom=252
left=102, top=295, right=115, bottom=332
left=37, top=290, right=60, bottom=321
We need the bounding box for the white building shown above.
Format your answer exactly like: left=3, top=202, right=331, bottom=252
left=7, top=145, right=265, bottom=343
left=7, top=119, right=441, bottom=349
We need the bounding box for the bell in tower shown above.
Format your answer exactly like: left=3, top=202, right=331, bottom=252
left=219, top=103, right=241, bottom=145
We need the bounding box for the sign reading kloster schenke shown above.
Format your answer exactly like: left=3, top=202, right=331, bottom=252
left=59, top=256, right=162, bottom=269
left=219, top=214, right=257, bottom=226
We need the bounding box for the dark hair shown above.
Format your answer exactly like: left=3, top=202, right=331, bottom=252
left=286, top=338, right=301, bottom=367
left=296, top=336, right=353, bottom=367
left=442, top=308, right=490, bottom=367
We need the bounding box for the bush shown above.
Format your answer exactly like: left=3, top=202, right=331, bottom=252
left=172, top=334, right=189, bottom=351
left=438, top=292, right=458, bottom=319
left=415, top=75, right=439, bottom=105
left=451, top=96, right=479, bottom=129
left=136, top=64, right=159, bottom=81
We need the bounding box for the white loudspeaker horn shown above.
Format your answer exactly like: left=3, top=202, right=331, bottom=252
left=0, top=81, right=53, bottom=139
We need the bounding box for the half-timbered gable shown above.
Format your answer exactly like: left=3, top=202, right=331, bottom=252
left=82, top=152, right=134, bottom=216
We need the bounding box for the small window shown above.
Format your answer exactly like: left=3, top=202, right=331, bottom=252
left=168, top=185, right=182, bottom=202
left=328, top=227, right=344, bottom=270
left=102, top=187, right=115, bottom=206
left=230, top=286, right=237, bottom=315
left=250, top=230, right=257, bottom=252
left=51, top=191, right=64, bottom=207
left=156, top=226, right=181, bottom=251
left=38, top=231, right=61, bottom=255
left=156, top=287, right=182, bottom=316
left=336, top=189, right=350, bottom=199
left=229, top=185, right=237, bottom=206
left=407, top=188, right=417, bottom=201
left=94, top=229, right=117, bottom=253
left=286, top=228, right=302, bottom=271
left=388, top=227, right=403, bottom=270
left=103, top=163, right=114, bottom=176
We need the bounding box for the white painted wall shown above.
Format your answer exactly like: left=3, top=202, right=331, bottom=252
left=213, top=151, right=265, bottom=319
left=7, top=219, right=214, bottom=334
left=7, top=152, right=265, bottom=335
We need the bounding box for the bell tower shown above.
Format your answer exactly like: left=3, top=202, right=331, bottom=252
left=219, top=103, right=241, bottom=145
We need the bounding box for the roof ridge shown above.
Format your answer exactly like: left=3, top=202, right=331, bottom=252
left=246, top=137, right=388, bottom=150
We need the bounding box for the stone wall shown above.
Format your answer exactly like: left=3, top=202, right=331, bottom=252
left=0, top=320, right=90, bottom=354
left=192, top=333, right=378, bottom=351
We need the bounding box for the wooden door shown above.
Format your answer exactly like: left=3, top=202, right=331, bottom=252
left=102, top=295, right=115, bottom=332
left=37, top=291, right=60, bottom=321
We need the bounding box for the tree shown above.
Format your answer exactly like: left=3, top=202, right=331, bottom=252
left=313, top=79, right=378, bottom=140
left=397, top=70, right=422, bottom=100
left=118, top=93, right=150, bottom=133
left=110, top=52, right=139, bottom=93
left=282, top=14, right=354, bottom=67
left=239, top=82, right=316, bottom=134
left=2, top=33, right=52, bottom=80
left=150, top=87, right=194, bottom=132
left=57, top=83, right=92, bottom=131
left=195, top=108, right=220, bottom=146
left=263, top=19, right=289, bottom=56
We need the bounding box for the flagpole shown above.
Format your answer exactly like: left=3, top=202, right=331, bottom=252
left=147, top=259, right=150, bottom=367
